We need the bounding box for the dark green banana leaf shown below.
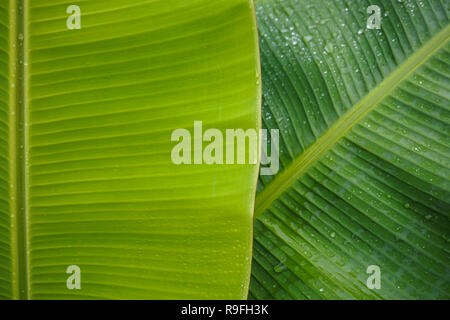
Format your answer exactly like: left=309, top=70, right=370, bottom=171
left=250, top=0, right=450, bottom=300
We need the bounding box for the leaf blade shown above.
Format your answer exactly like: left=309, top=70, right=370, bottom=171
left=251, top=0, right=450, bottom=300
left=2, top=0, right=261, bottom=299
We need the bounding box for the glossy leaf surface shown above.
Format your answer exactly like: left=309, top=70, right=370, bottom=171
left=250, top=0, right=449, bottom=299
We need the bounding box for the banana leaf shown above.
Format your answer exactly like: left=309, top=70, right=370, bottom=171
left=250, top=0, right=450, bottom=299
left=0, top=0, right=260, bottom=299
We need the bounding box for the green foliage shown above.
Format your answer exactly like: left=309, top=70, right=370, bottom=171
left=250, top=0, right=450, bottom=299
left=0, top=0, right=260, bottom=299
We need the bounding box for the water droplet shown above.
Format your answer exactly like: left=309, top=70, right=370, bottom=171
left=303, top=35, right=313, bottom=43
left=274, top=262, right=287, bottom=273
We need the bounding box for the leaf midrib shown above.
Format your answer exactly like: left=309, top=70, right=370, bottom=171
left=9, top=0, right=30, bottom=300
left=254, top=24, right=450, bottom=220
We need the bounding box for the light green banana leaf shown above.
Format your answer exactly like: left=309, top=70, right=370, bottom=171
left=0, top=0, right=260, bottom=299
